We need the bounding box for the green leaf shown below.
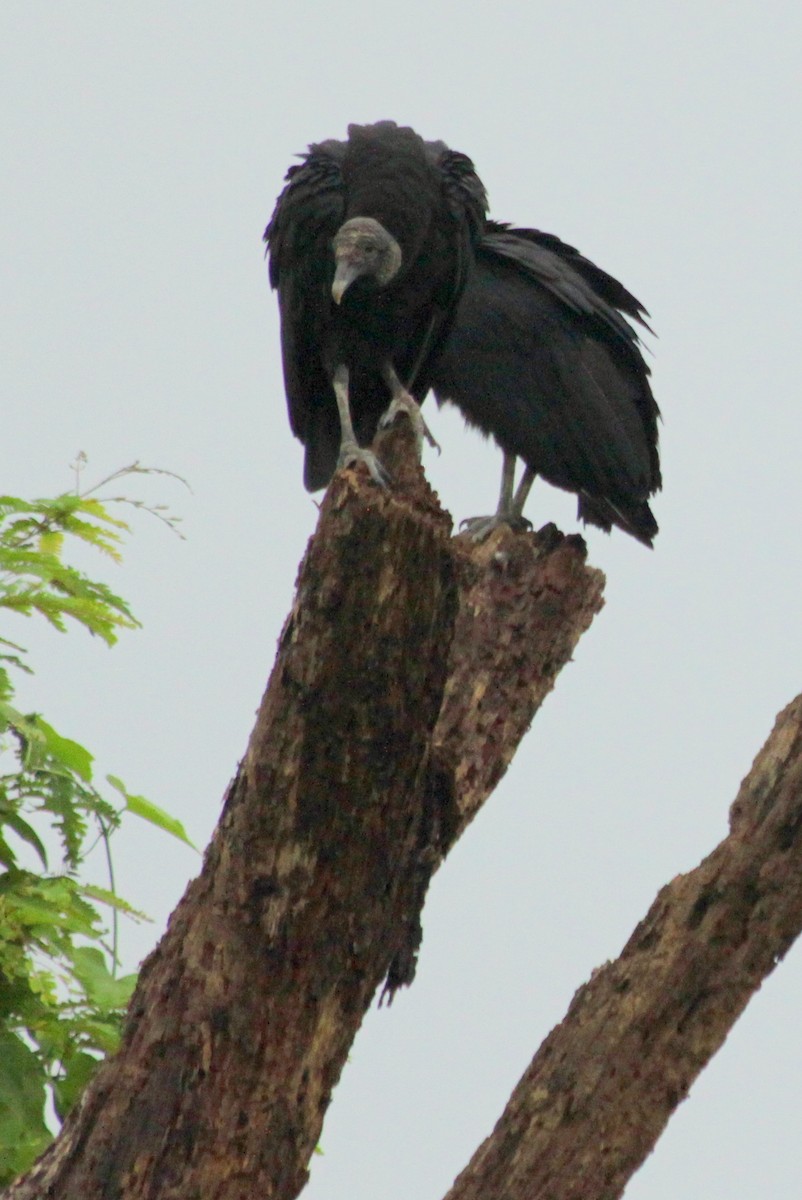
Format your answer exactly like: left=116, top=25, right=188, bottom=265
left=68, top=947, right=137, bottom=1010
left=0, top=496, right=37, bottom=517
left=3, top=875, right=102, bottom=940
left=0, top=1029, right=51, bottom=1185
left=32, top=719, right=94, bottom=782
left=52, top=1050, right=100, bottom=1122
left=0, top=700, right=29, bottom=736
left=38, top=530, right=64, bottom=558
left=0, top=834, right=17, bottom=869
left=107, top=776, right=197, bottom=849
left=0, top=810, right=48, bottom=869
left=80, top=883, right=149, bottom=922
left=76, top=1014, right=125, bottom=1057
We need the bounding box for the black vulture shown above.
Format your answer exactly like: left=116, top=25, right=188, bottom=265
left=265, top=121, right=486, bottom=490
left=265, top=121, right=660, bottom=544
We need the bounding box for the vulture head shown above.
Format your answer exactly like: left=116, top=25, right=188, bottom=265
left=331, top=217, right=402, bottom=304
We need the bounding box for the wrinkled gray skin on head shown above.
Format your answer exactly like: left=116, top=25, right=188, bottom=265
left=331, top=217, right=402, bottom=304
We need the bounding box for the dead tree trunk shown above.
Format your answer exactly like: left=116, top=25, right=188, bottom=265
left=4, top=425, right=602, bottom=1200
left=8, top=426, right=802, bottom=1200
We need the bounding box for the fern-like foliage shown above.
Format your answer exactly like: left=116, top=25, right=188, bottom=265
left=0, top=464, right=192, bottom=1186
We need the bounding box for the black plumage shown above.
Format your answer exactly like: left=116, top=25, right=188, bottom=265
left=265, top=121, right=660, bottom=544
left=431, top=223, right=660, bottom=543
left=265, top=121, right=486, bottom=491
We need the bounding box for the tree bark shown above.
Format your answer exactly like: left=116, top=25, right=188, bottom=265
left=4, top=425, right=603, bottom=1200
left=444, top=693, right=802, bottom=1200
left=10, top=424, right=801, bottom=1200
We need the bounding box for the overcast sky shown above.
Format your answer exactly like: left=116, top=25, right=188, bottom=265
left=3, top=3, right=802, bottom=1197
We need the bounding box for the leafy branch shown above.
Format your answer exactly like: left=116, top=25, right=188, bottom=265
left=0, top=463, right=192, bottom=1186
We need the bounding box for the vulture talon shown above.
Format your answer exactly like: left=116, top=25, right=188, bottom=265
left=379, top=393, right=441, bottom=455
left=337, top=443, right=390, bottom=489
left=460, top=513, right=533, bottom=542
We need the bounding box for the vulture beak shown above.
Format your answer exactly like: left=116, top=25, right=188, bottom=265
left=332, top=259, right=362, bottom=305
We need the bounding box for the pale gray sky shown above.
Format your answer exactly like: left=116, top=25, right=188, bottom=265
left=3, top=3, right=802, bottom=1197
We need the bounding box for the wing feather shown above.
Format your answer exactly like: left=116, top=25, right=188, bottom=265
left=264, top=146, right=346, bottom=449
left=431, top=231, right=660, bottom=542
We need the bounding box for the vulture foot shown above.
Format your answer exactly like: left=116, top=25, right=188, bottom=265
left=337, top=441, right=390, bottom=488
left=459, top=512, right=533, bottom=542
left=379, top=393, right=441, bottom=455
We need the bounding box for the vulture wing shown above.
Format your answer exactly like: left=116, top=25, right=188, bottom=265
left=265, top=142, right=347, bottom=466
left=431, top=226, right=661, bottom=543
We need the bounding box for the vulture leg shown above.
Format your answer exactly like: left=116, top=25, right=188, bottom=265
left=379, top=364, right=441, bottom=454
left=510, top=465, right=536, bottom=519
left=333, top=364, right=389, bottom=486
left=461, top=454, right=535, bottom=541
left=496, top=451, right=517, bottom=514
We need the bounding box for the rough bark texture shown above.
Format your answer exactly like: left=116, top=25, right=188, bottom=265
left=13, top=419, right=800, bottom=1200
left=5, top=424, right=604, bottom=1200
left=430, top=521, right=600, bottom=849
left=445, top=693, right=802, bottom=1200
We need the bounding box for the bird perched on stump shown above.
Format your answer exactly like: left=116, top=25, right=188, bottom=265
left=265, top=121, right=661, bottom=545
